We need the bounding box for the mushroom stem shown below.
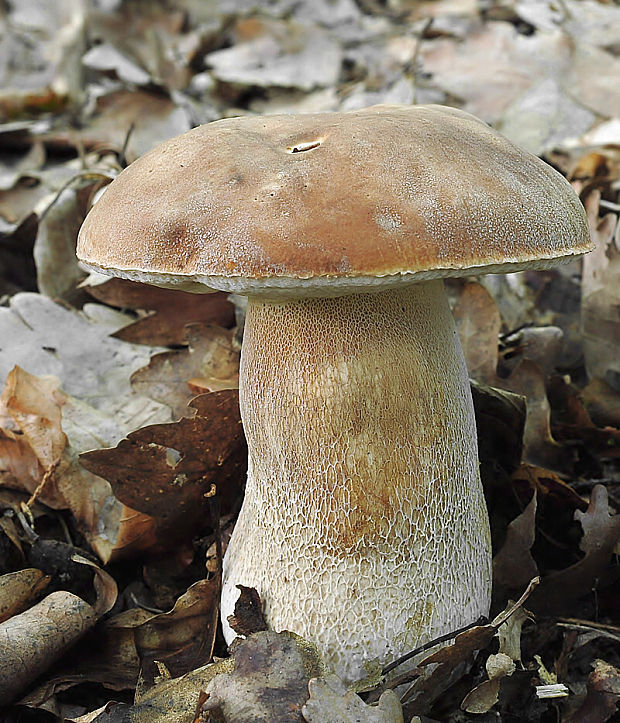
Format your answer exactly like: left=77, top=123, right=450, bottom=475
left=221, top=280, right=491, bottom=681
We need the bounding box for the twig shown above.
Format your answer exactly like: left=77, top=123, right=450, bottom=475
left=381, top=614, right=488, bottom=676
left=27, top=459, right=60, bottom=508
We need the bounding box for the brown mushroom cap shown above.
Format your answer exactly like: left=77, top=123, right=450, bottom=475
left=77, top=104, right=591, bottom=296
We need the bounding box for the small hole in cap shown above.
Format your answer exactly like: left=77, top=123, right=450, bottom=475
left=287, top=140, right=321, bottom=153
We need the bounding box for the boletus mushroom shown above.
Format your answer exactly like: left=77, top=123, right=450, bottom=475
left=77, top=105, right=591, bottom=681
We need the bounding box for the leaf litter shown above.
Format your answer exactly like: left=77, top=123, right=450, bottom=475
left=1, top=0, right=620, bottom=720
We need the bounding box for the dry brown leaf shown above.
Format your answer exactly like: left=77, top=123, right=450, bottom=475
left=453, top=280, right=501, bottom=385
left=0, top=591, right=97, bottom=705
left=0, top=568, right=49, bottom=623
left=203, top=631, right=325, bottom=722
left=0, top=366, right=155, bottom=560
left=552, top=418, right=620, bottom=460
left=492, top=491, right=539, bottom=598
left=33, top=181, right=103, bottom=304
left=205, top=17, right=342, bottom=91
left=80, top=392, right=246, bottom=547
left=135, top=577, right=220, bottom=688
left=0, top=293, right=170, bottom=429
left=303, top=675, right=404, bottom=723
left=502, top=359, right=568, bottom=472
left=564, top=659, right=620, bottom=723
left=227, top=584, right=268, bottom=637
left=472, top=381, right=525, bottom=476
left=131, top=323, right=239, bottom=419
left=581, top=191, right=620, bottom=396
left=528, top=485, right=620, bottom=615
left=85, top=277, right=235, bottom=346
left=453, top=282, right=567, bottom=470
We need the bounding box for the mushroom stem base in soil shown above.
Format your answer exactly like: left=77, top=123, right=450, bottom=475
left=221, top=279, right=492, bottom=682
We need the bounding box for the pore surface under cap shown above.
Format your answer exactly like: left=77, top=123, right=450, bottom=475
left=77, top=104, right=591, bottom=295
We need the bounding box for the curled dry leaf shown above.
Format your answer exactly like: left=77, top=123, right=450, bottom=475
left=472, top=380, right=525, bottom=476
left=453, top=281, right=568, bottom=471
left=135, top=577, right=220, bottom=688
left=227, top=584, right=268, bottom=637
left=303, top=675, right=404, bottom=723
left=0, top=366, right=158, bottom=561
left=33, top=181, right=103, bottom=305
left=80, top=391, right=246, bottom=548
left=0, top=568, right=49, bottom=623
left=85, top=277, right=235, bottom=346
left=0, top=292, right=170, bottom=429
left=131, top=323, right=239, bottom=420
left=0, top=591, right=97, bottom=705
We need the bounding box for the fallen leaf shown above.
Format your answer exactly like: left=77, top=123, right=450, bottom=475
left=85, top=277, right=235, bottom=346
left=0, top=590, right=97, bottom=706
left=0, top=567, right=49, bottom=623
left=205, top=17, right=342, bottom=91
left=135, top=577, right=220, bottom=688
left=203, top=630, right=325, bottom=722
left=492, top=491, right=539, bottom=599
left=0, top=366, right=159, bottom=560
left=581, top=191, right=620, bottom=393
left=528, top=485, right=620, bottom=615
left=453, top=280, right=501, bottom=385
left=303, top=675, right=404, bottom=723
left=227, top=584, right=268, bottom=637
left=564, top=659, right=620, bottom=723
left=33, top=182, right=103, bottom=304
left=131, top=323, right=239, bottom=419
left=79, top=392, right=246, bottom=546
left=0, top=293, right=170, bottom=430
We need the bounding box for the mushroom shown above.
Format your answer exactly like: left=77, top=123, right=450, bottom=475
left=77, top=105, right=591, bottom=681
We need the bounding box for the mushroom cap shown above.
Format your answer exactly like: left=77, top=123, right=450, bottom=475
left=77, top=104, right=591, bottom=297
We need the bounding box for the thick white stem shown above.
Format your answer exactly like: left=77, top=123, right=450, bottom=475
left=221, top=281, right=491, bottom=681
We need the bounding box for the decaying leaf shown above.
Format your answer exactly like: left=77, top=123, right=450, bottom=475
left=205, top=17, right=342, bottom=91
left=227, top=584, right=268, bottom=637
left=453, top=280, right=501, bottom=385
left=135, top=577, right=220, bottom=688
left=85, top=277, right=235, bottom=346
left=529, top=485, right=620, bottom=615
left=132, top=323, right=239, bottom=420
left=0, top=557, right=116, bottom=706
left=492, top=491, right=539, bottom=599
left=0, top=567, right=49, bottom=623
left=203, top=631, right=325, bottom=722
left=303, top=675, right=403, bottom=723
left=0, top=292, right=170, bottom=428
left=564, top=659, right=620, bottom=723
left=80, top=392, right=246, bottom=546
left=581, top=191, right=620, bottom=396
left=0, top=366, right=157, bottom=560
